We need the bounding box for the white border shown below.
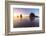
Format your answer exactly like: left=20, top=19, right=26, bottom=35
left=10, top=5, right=42, bottom=32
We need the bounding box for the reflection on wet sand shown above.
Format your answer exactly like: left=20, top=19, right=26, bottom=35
left=13, top=13, right=39, bottom=28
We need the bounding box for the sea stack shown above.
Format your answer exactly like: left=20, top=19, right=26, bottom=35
left=20, top=14, right=22, bottom=18
left=29, top=13, right=35, bottom=18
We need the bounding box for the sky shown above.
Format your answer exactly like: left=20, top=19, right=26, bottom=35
left=13, top=8, right=39, bottom=16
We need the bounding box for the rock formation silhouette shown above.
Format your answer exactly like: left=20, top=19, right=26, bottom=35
left=30, top=13, right=35, bottom=17
left=20, top=14, right=22, bottom=18
left=29, top=13, right=35, bottom=21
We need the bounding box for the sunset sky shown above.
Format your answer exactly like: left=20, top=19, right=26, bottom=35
left=13, top=8, right=39, bottom=16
